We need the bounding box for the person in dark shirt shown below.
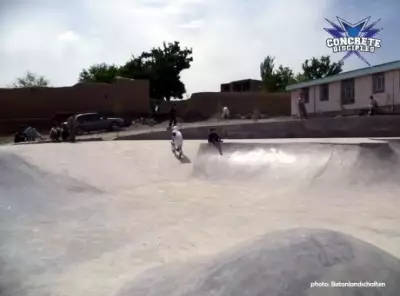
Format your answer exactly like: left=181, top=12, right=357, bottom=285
left=169, top=103, right=177, bottom=127
left=368, top=95, right=379, bottom=116
left=208, top=128, right=223, bottom=143
left=14, top=131, right=27, bottom=143
left=61, top=123, right=70, bottom=141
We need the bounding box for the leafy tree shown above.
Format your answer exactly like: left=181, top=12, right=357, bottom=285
left=275, top=65, right=295, bottom=90
left=260, top=56, right=275, bottom=80
left=294, top=73, right=307, bottom=83
left=301, top=55, right=343, bottom=80
left=78, top=63, right=120, bottom=83
left=12, top=71, right=50, bottom=88
left=79, top=41, right=193, bottom=101
left=120, top=41, right=193, bottom=101
left=260, top=56, right=294, bottom=92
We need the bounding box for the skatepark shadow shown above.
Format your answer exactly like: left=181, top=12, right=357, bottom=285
left=174, top=152, right=191, bottom=163
left=118, top=228, right=400, bottom=296
left=213, top=142, right=223, bottom=155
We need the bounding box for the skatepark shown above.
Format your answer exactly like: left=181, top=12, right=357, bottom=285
left=1, top=137, right=400, bottom=296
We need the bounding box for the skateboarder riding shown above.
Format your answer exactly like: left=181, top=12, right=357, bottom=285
left=171, top=126, right=183, bottom=156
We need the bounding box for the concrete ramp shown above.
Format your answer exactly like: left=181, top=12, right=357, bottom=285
left=0, top=140, right=400, bottom=296
left=193, top=141, right=400, bottom=188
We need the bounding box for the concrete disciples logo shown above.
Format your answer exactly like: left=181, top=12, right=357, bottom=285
left=324, top=17, right=382, bottom=66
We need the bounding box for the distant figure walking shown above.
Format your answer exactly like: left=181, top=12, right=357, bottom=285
left=368, top=95, right=379, bottom=116
left=169, top=103, right=177, bottom=127
left=222, top=106, right=230, bottom=120
left=297, top=93, right=308, bottom=120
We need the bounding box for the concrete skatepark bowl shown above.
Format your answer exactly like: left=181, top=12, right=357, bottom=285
left=1, top=139, right=400, bottom=296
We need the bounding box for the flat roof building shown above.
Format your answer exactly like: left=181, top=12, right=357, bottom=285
left=286, top=60, right=400, bottom=116
left=221, top=79, right=262, bottom=92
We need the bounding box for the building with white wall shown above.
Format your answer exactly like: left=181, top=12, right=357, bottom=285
left=286, top=60, right=400, bottom=116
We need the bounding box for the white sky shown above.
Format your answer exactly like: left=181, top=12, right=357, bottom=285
left=0, top=0, right=397, bottom=95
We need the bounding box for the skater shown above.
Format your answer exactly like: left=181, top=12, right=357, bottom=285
left=171, top=126, right=183, bottom=157
left=168, top=103, right=177, bottom=128
left=208, top=128, right=223, bottom=143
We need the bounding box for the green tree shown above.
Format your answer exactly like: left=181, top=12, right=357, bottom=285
left=120, top=41, right=193, bottom=101
left=12, top=71, right=50, bottom=88
left=260, top=56, right=277, bottom=91
left=275, top=65, right=296, bottom=90
left=260, top=56, right=275, bottom=79
left=301, top=55, right=343, bottom=80
left=260, top=56, right=295, bottom=92
left=78, top=63, right=120, bottom=83
left=294, top=73, right=307, bottom=83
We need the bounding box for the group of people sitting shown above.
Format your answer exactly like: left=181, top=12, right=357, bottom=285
left=14, top=123, right=71, bottom=144
left=48, top=123, right=71, bottom=142
left=14, top=126, right=44, bottom=143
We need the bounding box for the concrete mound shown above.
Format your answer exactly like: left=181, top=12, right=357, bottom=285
left=119, top=228, right=400, bottom=296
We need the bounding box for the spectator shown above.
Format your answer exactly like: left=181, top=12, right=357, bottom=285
left=368, top=95, right=379, bottom=116
left=67, top=115, right=78, bottom=142
left=49, top=124, right=61, bottom=142
left=61, top=123, right=69, bottom=141
left=222, top=106, right=230, bottom=119
left=14, top=130, right=27, bottom=143
left=24, top=126, right=43, bottom=142
left=169, top=103, right=177, bottom=128
left=297, top=93, right=308, bottom=120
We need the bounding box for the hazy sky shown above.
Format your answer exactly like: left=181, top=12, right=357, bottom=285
left=0, top=0, right=399, bottom=94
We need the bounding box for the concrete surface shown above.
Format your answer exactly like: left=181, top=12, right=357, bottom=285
left=1, top=139, right=400, bottom=296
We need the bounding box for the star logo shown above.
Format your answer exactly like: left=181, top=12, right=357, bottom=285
left=324, top=17, right=383, bottom=66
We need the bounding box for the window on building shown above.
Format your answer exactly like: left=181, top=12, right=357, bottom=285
left=372, top=72, right=385, bottom=93
left=341, top=79, right=355, bottom=105
left=320, top=84, right=329, bottom=101
left=301, top=87, right=309, bottom=103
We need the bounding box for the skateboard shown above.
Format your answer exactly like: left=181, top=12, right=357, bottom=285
left=171, top=142, right=183, bottom=158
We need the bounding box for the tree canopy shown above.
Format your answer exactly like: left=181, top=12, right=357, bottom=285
left=11, top=71, right=50, bottom=88
left=79, top=63, right=120, bottom=84
left=301, top=55, right=343, bottom=80
left=79, top=41, right=193, bottom=101
left=260, top=55, right=343, bottom=92
left=260, top=56, right=295, bottom=92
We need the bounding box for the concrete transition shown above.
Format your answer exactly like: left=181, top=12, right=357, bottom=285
left=1, top=139, right=400, bottom=296
left=119, top=229, right=400, bottom=296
